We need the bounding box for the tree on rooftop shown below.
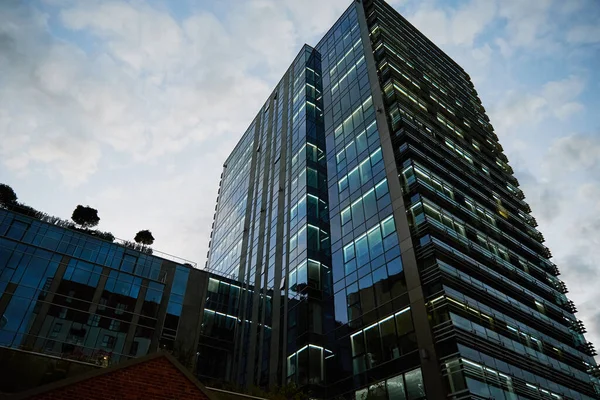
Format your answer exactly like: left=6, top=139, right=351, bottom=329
left=71, top=205, right=100, bottom=229
left=134, top=230, right=155, bottom=246
left=0, top=183, right=17, bottom=206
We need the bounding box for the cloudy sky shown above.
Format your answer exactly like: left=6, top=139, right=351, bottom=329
left=1, top=0, right=599, bottom=351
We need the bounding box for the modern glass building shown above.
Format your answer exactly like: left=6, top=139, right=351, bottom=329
left=204, top=0, right=600, bottom=398
left=0, top=207, right=204, bottom=369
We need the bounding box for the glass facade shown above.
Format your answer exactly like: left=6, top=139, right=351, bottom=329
left=204, top=0, right=600, bottom=398
left=0, top=208, right=201, bottom=368
left=361, top=0, right=600, bottom=398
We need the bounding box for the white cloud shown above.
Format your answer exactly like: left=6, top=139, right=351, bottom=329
left=283, top=0, right=349, bottom=40
left=494, top=38, right=513, bottom=58
left=546, top=134, right=600, bottom=173
left=579, top=183, right=600, bottom=210
left=470, top=43, right=493, bottom=65
left=490, top=75, right=585, bottom=134
left=554, top=102, right=585, bottom=120
left=497, top=0, right=553, bottom=49
left=450, top=0, right=497, bottom=46
left=1, top=0, right=354, bottom=186
left=407, top=0, right=496, bottom=47
left=567, top=24, right=600, bottom=44
left=408, top=6, right=450, bottom=45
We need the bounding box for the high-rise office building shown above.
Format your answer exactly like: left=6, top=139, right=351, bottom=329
left=205, top=0, right=600, bottom=398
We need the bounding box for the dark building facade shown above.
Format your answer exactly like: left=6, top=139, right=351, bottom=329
left=204, top=0, right=600, bottom=399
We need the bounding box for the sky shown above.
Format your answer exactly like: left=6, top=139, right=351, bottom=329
left=1, top=0, right=599, bottom=352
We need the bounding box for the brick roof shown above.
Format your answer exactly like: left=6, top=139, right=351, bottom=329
left=4, top=351, right=217, bottom=400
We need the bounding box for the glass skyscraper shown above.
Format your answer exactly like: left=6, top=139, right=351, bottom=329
left=205, top=0, right=600, bottom=398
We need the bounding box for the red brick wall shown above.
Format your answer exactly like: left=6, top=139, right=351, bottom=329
left=28, top=356, right=210, bottom=400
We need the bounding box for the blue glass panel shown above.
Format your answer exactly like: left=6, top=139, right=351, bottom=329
left=6, top=221, right=28, bottom=240
left=348, top=168, right=361, bottom=193
left=372, top=266, right=387, bottom=283
left=356, top=132, right=368, bottom=154
left=385, top=246, right=401, bottom=262
left=110, top=247, right=124, bottom=270
left=346, top=283, right=359, bottom=304
left=351, top=201, right=364, bottom=226
left=375, top=180, right=388, bottom=199
left=335, top=290, right=349, bottom=324
left=370, top=149, right=382, bottom=166
left=367, top=227, right=383, bottom=259
left=120, top=254, right=137, bottom=274
left=19, top=256, right=48, bottom=288
left=89, top=267, right=102, bottom=287
left=0, top=239, right=16, bottom=266
left=363, top=190, right=377, bottom=220
left=344, top=243, right=355, bottom=262
left=71, top=268, right=91, bottom=285
left=334, top=279, right=345, bottom=294
left=0, top=268, right=13, bottom=284
left=387, top=257, right=403, bottom=275
left=371, top=254, right=386, bottom=270
left=345, top=271, right=358, bottom=287
left=339, top=176, right=348, bottom=192
left=341, top=207, right=352, bottom=226
left=345, top=258, right=357, bottom=275
left=131, top=277, right=142, bottom=298
left=383, top=234, right=398, bottom=252
left=104, top=270, right=118, bottom=293
left=382, top=216, right=396, bottom=237
left=355, top=236, right=369, bottom=266
left=359, top=160, right=372, bottom=183
left=297, top=262, right=307, bottom=286
left=63, top=262, right=75, bottom=280
left=167, top=302, right=182, bottom=316
left=358, top=274, right=373, bottom=290
left=170, top=294, right=184, bottom=304
left=357, top=263, right=371, bottom=279
left=171, top=266, right=189, bottom=296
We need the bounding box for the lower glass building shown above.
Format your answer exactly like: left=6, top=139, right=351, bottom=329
left=0, top=207, right=203, bottom=368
